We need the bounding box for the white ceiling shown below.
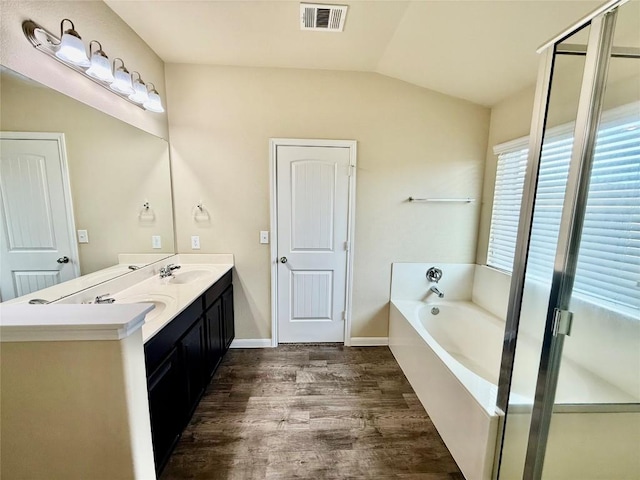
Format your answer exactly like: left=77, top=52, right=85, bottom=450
left=105, top=0, right=636, bottom=106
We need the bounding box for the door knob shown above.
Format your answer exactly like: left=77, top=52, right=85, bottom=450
left=280, top=257, right=288, bottom=263
left=57, top=256, right=70, bottom=264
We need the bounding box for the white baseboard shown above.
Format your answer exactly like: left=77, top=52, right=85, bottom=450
left=229, top=338, right=273, bottom=348
left=350, top=337, right=389, bottom=346
left=230, top=338, right=388, bottom=348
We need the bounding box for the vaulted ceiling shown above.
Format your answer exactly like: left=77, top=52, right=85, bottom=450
left=105, top=0, right=638, bottom=106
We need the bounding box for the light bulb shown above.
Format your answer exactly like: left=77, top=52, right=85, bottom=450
left=143, top=90, right=165, bottom=113
left=129, top=79, right=149, bottom=104
left=86, top=52, right=114, bottom=82
left=55, top=31, right=90, bottom=67
left=110, top=68, right=134, bottom=95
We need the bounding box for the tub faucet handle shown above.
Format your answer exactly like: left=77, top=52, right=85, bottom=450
left=426, top=267, right=443, bottom=283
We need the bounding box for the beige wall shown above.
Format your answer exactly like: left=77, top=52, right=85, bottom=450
left=1, top=71, right=175, bottom=274
left=0, top=0, right=169, bottom=139
left=166, top=65, right=489, bottom=339
left=0, top=330, right=155, bottom=479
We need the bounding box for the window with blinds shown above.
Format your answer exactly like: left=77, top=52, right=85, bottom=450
left=488, top=102, right=640, bottom=313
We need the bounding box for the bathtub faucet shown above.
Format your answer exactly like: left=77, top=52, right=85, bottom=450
left=429, top=286, right=444, bottom=298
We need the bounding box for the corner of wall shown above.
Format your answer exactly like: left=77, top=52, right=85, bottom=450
left=472, top=265, right=510, bottom=320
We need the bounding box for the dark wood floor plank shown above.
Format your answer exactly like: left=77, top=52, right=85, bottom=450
left=161, top=345, right=463, bottom=480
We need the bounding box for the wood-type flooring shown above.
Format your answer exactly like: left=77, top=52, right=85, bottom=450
left=161, top=344, right=464, bottom=480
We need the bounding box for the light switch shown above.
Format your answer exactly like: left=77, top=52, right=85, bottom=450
left=152, top=235, right=162, bottom=249
left=191, top=235, right=201, bottom=250
left=77, top=229, right=89, bottom=244
left=260, top=231, right=269, bottom=244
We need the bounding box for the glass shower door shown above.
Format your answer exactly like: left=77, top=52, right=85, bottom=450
left=540, top=1, right=640, bottom=478
left=495, top=21, right=592, bottom=479
left=496, top=1, right=640, bottom=478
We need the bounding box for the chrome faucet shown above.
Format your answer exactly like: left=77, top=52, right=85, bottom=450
left=159, top=263, right=181, bottom=278
left=426, top=267, right=444, bottom=298
left=94, top=294, right=116, bottom=304
left=429, top=286, right=445, bottom=298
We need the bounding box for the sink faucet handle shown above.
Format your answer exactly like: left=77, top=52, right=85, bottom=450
left=167, top=264, right=181, bottom=271
left=94, top=293, right=116, bottom=304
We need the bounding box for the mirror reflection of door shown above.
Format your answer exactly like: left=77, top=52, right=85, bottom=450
left=0, top=133, right=79, bottom=301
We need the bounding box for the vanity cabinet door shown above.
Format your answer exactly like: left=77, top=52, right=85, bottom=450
left=147, top=347, right=183, bottom=473
left=222, top=285, right=235, bottom=351
left=180, top=317, right=206, bottom=421
left=205, top=299, right=223, bottom=378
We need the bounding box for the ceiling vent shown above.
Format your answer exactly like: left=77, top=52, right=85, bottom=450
left=300, top=3, right=348, bottom=32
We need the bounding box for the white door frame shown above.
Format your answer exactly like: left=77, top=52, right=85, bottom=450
left=0, top=131, right=81, bottom=279
left=269, top=138, right=357, bottom=347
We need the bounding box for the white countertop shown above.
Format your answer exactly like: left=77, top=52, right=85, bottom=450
left=112, top=263, right=233, bottom=342
left=0, top=303, right=153, bottom=342
left=0, top=254, right=234, bottom=343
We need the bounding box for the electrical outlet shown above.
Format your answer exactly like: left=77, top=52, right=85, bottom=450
left=152, top=235, right=162, bottom=249
left=77, top=230, right=89, bottom=244
left=191, top=235, right=201, bottom=250
left=260, top=231, right=269, bottom=244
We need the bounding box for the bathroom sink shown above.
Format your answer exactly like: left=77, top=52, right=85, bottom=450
left=165, top=269, right=210, bottom=284
left=116, top=294, right=175, bottom=322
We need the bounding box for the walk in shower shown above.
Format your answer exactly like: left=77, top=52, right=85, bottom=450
left=495, top=0, right=640, bottom=478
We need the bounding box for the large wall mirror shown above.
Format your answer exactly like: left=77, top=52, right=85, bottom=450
left=0, top=65, right=175, bottom=303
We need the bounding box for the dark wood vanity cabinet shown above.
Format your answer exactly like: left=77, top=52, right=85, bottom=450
left=144, top=270, right=234, bottom=474
left=205, top=298, right=223, bottom=378
left=180, top=317, right=206, bottom=420
left=222, top=285, right=235, bottom=350
left=147, top=347, right=182, bottom=472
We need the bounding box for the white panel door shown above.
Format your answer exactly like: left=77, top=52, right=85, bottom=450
left=276, top=145, right=351, bottom=342
left=0, top=137, right=78, bottom=300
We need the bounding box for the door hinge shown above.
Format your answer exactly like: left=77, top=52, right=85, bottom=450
left=552, top=308, right=573, bottom=337
left=348, top=164, right=355, bottom=177
left=344, top=241, right=349, bottom=251
left=341, top=311, right=346, bottom=321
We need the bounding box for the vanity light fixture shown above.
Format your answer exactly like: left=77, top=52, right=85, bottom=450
left=110, top=58, right=134, bottom=95
left=85, top=41, right=114, bottom=82
left=55, top=19, right=90, bottom=67
left=22, top=18, right=164, bottom=113
left=143, top=83, right=165, bottom=113
left=128, top=72, right=149, bottom=104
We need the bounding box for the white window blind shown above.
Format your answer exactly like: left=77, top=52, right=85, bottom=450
left=488, top=102, right=640, bottom=312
